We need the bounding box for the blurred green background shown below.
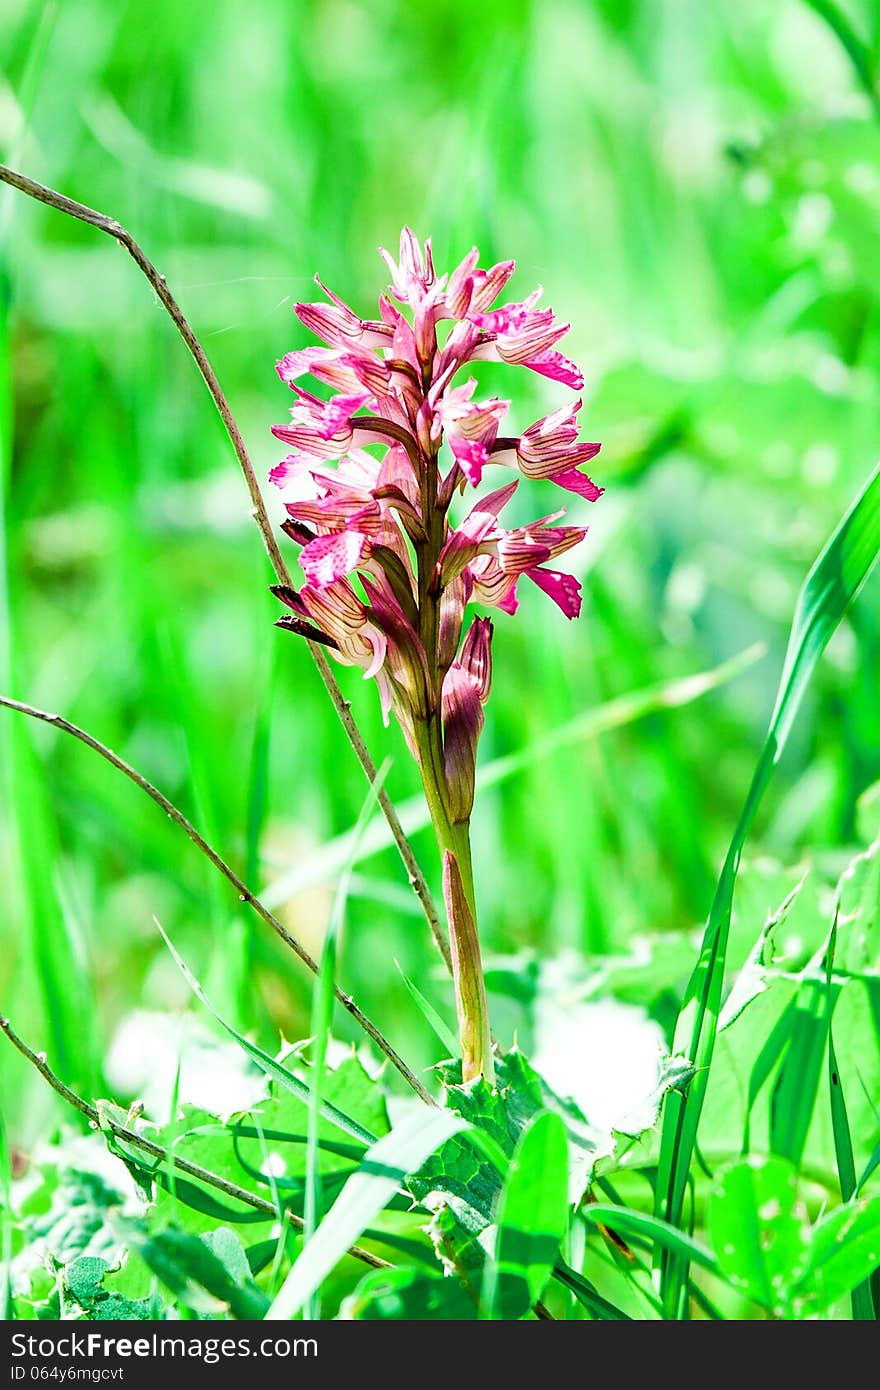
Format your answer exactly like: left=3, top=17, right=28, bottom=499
left=2, top=0, right=879, bottom=1138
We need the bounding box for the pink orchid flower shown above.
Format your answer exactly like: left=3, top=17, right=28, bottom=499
left=269, top=230, right=604, bottom=1081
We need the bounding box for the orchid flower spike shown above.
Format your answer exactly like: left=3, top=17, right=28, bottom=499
left=270, top=230, right=603, bottom=1081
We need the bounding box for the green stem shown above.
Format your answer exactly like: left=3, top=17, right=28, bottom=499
left=414, top=717, right=493, bottom=1085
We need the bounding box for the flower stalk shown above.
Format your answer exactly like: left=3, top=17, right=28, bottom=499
left=271, top=231, right=602, bottom=1082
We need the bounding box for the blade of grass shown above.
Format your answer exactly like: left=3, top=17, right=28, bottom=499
left=394, top=959, right=460, bottom=1058
left=162, top=1057, right=183, bottom=1210
left=227, top=605, right=279, bottom=1033
left=585, top=1203, right=722, bottom=1279
left=265, top=1106, right=468, bottom=1321
left=155, top=920, right=378, bottom=1147
left=227, top=1122, right=364, bottom=1162
left=6, top=731, right=97, bottom=1091
left=657, top=461, right=880, bottom=1316
left=303, top=757, right=391, bottom=1319
left=825, top=918, right=876, bottom=1319
left=551, top=1259, right=632, bottom=1321
left=247, top=1109, right=290, bottom=1298
left=1, top=199, right=96, bottom=1097
left=769, top=972, right=836, bottom=1167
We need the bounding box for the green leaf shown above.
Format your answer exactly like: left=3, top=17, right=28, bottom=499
left=488, top=1112, right=569, bottom=1319
left=342, top=1266, right=476, bottom=1320
left=835, top=836, right=880, bottom=975
left=708, top=1157, right=810, bottom=1313
left=584, top=1204, right=721, bottom=1278
left=797, top=1196, right=880, bottom=1316
left=29, top=1168, right=127, bottom=1267
left=62, top=1256, right=155, bottom=1320
left=451, top=1050, right=599, bottom=1196
left=708, top=1155, right=880, bottom=1317
left=658, top=461, right=880, bottom=1314
left=265, top=1107, right=467, bottom=1320
left=121, top=1221, right=270, bottom=1319
left=409, top=1048, right=612, bottom=1259
left=149, top=1168, right=268, bottom=1226
left=553, top=1258, right=632, bottom=1321
left=423, top=1199, right=488, bottom=1301
left=145, top=1058, right=388, bottom=1239
left=303, top=757, right=390, bottom=1319
left=718, top=874, right=806, bottom=1032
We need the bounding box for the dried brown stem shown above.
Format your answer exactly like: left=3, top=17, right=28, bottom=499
left=0, top=1014, right=388, bottom=1272
left=0, top=694, right=434, bottom=1106
left=0, top=161, right=447, bottom=969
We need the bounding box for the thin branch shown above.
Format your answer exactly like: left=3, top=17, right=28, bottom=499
left=0, top=1014, right=387, bottom=1272
left=0, top=694, right=434, bottom=1107
left=0, top=161, right=447, bottom=970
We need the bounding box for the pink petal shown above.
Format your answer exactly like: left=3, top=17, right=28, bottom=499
left=320, top=391, right=373, bottom=436
left=457, top=616, right=494, bottom=702
left=526, top=566, right=582, bottom=618
left=445, top=247, right=479, bottom=318
left=468, top=260, right=516, bottom=315
left=271, top=423, right=350, bottom=458
left=497, top=583, right=520, bottom=616
left=523, top=349, right=584, bottom=390
left=269, top=454, right=311, bottom=489
left=375, top=669, right=394, bottom=725
left=296, top=298, right=391, bottom=351
left=550, top=465, right=604, bottom=501
left=299, top=530, right=371, bottom=587
left=450, top=437, right=488, bottom=487
left=362, top=626, right=388, bottom=681
left=276, top=347, right=330, bottom=384
left=517, top=443, right=601, bottom=481
left=496, top=534, right=552, bottom=574
left=518, top=401, right=581, bottom=461
left=342, top=352, right=391, bottom=397
left=471, top=289, right=543, bottom=335
left=496, top=315, right=569, bottom=365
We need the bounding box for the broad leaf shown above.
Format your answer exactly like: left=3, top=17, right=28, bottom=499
left=708, top=1157, right=809, bottom=1312
left=488, top=1112, right=569, bottom=1319
left=709, top=1156, right=880, bottom=1317
left=62, top=1256, right=155, bottom=1321
left=120, top=1221, right=269, bottom=1319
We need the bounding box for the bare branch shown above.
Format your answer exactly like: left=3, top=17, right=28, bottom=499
left=0, top=694, right=435, bottom=1106
left=0, top=161, right=448, bottom=969
left=0, top=1014, right=388, bottom=1272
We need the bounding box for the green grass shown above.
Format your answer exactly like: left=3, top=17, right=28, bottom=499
left=2, top=0, right=880, bottom=1323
